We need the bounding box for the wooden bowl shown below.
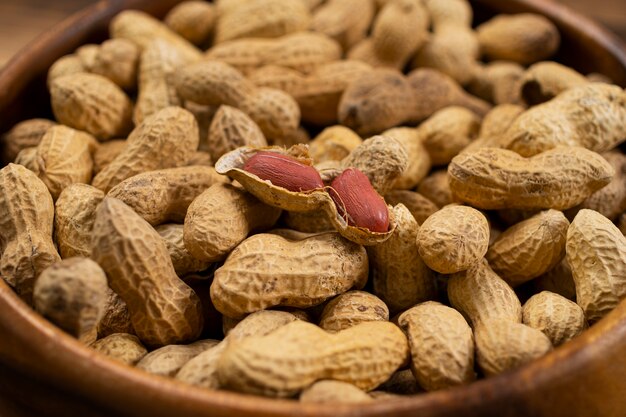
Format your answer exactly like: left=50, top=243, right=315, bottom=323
left=0, top=1, right=625, bottom=416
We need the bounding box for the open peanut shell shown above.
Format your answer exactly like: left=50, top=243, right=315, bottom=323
left=215, top=146, right=396, bottom=245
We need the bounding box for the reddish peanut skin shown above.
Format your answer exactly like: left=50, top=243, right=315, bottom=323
left=330, top=168, right=389, bottom=233
left=243, top=151, right=324, bottom=192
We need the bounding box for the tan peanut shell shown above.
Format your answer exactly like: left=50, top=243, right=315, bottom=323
left=309, top=126, right=362, bottom=163
left=319, top=291, right=389, bottom=332
left=239, top=87, right=301, bottom=139
left=382, top=127, right=431, bottom=190
left=417, top=169, right=456, bottom=208
left=532, top=259, right=576, bottom=301
left=164, top=1, right=216, bottom=46
left=186, top=151, right=213, bottom=167
left=384, top=190, right=438, bottom=225
left=377, top=369, right=422, bottom=395
left=468, top=61, right=524, bottom=105
left=566, top=209, right=626, bottom=323
left=477, top=13, right=560, bottom=65
left=183, top=183, right=281, bottom=262
left=91, top=198, right=204, bottom=347
left=176, top=310, right=301, bottom=389
left=398, top=301, right=475, bottom=391
left=75, top=44, right=99, bottom=71
left=522, top=291, right=586, bottom=346
left=92, top=106, right=199, bottom=192
left=91, top=39, right=139, bottom=91
left=463, top=104, right=524, bottom=154
left=448, top=259, right=522, bottom=327
left=448, top=147, right=614, bottom=210
left=90, top=333, right=147, bottom=365
left=50, top=74, right=133, bottom=140
left=15, top=147, right=37, bottom=172
left=98, top=287, right=134, bottom=337
left=417, top=106, right=480, bottom=166
left=370, top=204, right=436, bottom=312
left=110, top=10, right=201, bottom=62
left=571, top=151, right=626, bottom=220
left=136, top=339, right=220, bottom=377
left=338, top=69, right=416, bottom=136
left=211, top=231, right=368, bottom=318
left=217, top=320, right=409, bottom=397
left=486, top=210, right=569, bottom=287
left=475, top=321, right=552, bottom=377
left=300, top=380, right=373, bottom=404
left=342, top=135, right=409, bottom=195
left=619, top=213, right=626, bottom=236
left=108, top=166, right=227, bottom=226
left=33, top=258, right=108, bottom=344
left=520, top=61, right=587, bottom=106
left=282, top=210, right=335, bottom=234
left=1, top=118, right=56, bottom=164
left=47, top=55, right=86, bottom=87
left=205, top=32, right=342, bottom=75
left=503, top=83, right=626, bottom=157
left=0, top=164, right=60, bottom=303
left=55, top=184, right=104, bottom=258
left=156, top=224, right=212, bottom=277
left=207, top=105, right=267, bottom=162
left=30, top=125, right=96, bottom=199
left=215, top=146, right=396, bottom=245
left=417, top=205, right=489, bottom=274
left=312, top=0, right=374, bottom=50
left=214, top=0, right=311, bottom=44
left=92, top=140, right=126, bottom=174
left=407, top=68, right=491, bottom=122
left=134, top=39, right=188, bottom=124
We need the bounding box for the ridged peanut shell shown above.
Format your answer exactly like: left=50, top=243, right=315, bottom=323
left=217, top=320, right=409, bottom=396
left=566, top=209, right=626, bottom=322
left=417, top=205, right=489, bottom=274
left=384, top=190, right=438, bottom=225
left=448, top=259, right=522, bottom=327
left=50, top=74, right=133, bottom=140
left=164, top=1, right=216, bottom=46
left=311, top=0, right=374, bottom=50
left=1, top=118, right=56, bottom=163
left=91, top=38, right=139, bottom=91
left=383, top=127, right=431, bottom=190
left=93, top=140, right=126, bottom=174
left=136, top=339, right=220, bottom=377
left=91, top=198, right=204, bottom=347
left=319, top=291, right=389, bottom=332
left=90, top=333, right=147, bottom=365
left=532, top=259, right=576, bottom=301
left=448, top=147, right=614, bottom=210
left=156, top=224, right=212, bottom=277
left=300, top=380, right=372, bottom=404
left=475, top=321, right=552, bottom=376
left=520, top=61, right=587, bottom=106
left=417, top=170, right=455, bottom=208
left=98, top=287, right=134, bottom=337
left=370, top=204, right=436, bottom=312
left=398, top=301, right=475, bottom=391
left=486, top=210, right=569, bottom=287
left=211, top=232, right=368, bottom=318
left=522, top=291, right=586, bottom=346
left=309, top=126, right=362, bottom=164
left=55, top=184, right=104, bottom=258
left=207, top=105, right=267, bottom=162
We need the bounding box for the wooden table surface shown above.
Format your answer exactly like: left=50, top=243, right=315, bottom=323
left=0, top=0, right=625, bottom=68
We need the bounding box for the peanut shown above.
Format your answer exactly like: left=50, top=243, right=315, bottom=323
left=477, top=13, right=560, bottom=65
left=566, top=209, right=626, bottom=322
left=520, top=61, right=587, bottom=106
left=91, top=198, right=204, bottom=346
left=281, top=210, right=335, bottom=234
left=156, top=224, right=212, bottom=277
left=311, top=0, right=375, bottom=50
left=164, top=1, right=216, bottom=46
left=211, top=231, right=368, bottom=318
left=55, top=184, right=104, bottom=258
left=502, top=83, right=626, bottom=157
left=448, top=259, right=522, bottom=327
left=50, top=74, right=133, bottom=141
left=417, top=205, right=489, bottom=274
left=136, top=339, right=220, bottom=377
left=1, top=118, right=56, bottom=163
left=383, top=190, right=438, bottom=225
left=468, top=61, right=525, bottom=105
left=522, top=291, right=586, bottom=346
left=92, top=139, right=126, bottom=174
left=417, top=169, right=456, bottom=208
left=92, top=106, right=199, bottom=192
left=319, top=291, right=389, bottom=332
left=98, top=287, right=134, bottom=338
left=0, top=164, right=60, bottom=303
left=475, top=320, right=552, bottom=376
left=448, top=147, right=615, bottom=210
left=377, top=369, right=422, bottom=395
left=486, top=210, right=569, bottom=287
left=300, top=380, right=373, bottom=404
left=91, top=39, right=139, bottom=91
left=398, top=301, right=475, bottom=391
left=90, top=333, right=147, bottom=365
left=47, top=55, right=86, bottom=87
left=217, top=320, right=409, bottom=397
left=309, top=125, right=362, bottom=163
left=207, top=105, right=267, bottom=162
left=33, top=258, right=108, bottom=344
left=370, top=204, right=436, bottom=312
left=183, top=183, right=281, bottom=262
left=243, top=151, right=324, bottom=192
left=462, top=103, right=525, bottom=153
left=532, top=259, right=576, bottom=301
left=383, top=127, right=431, bottom=190
left=108, top=166, right=227, bottom=226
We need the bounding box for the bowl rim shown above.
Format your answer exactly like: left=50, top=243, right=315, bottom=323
left=0, top=0, right=625, bottom=416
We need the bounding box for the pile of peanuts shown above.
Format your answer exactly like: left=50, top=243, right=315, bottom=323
left=1, top=0, right=626, bottom=403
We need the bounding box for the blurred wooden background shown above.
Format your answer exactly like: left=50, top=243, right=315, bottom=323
left=0, top=0, right=625, bottom=67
